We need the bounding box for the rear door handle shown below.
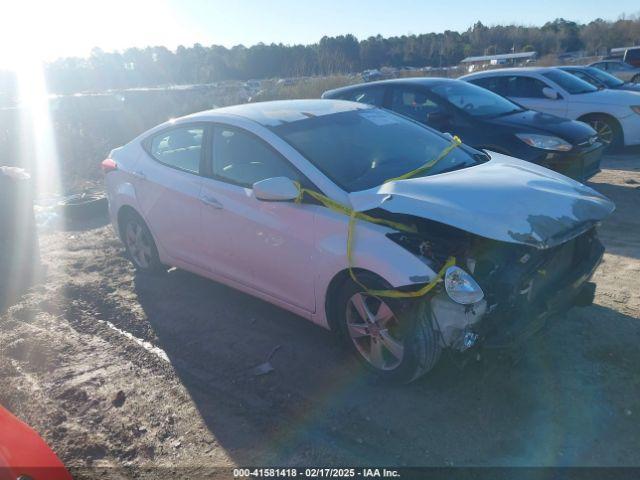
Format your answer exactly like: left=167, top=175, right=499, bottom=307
left=132, top=170, right=146, bottom=180
left=200, top=195, right=223, bottom=209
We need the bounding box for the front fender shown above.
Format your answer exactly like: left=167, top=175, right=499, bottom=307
left=314, top=207, right=438, bottom=290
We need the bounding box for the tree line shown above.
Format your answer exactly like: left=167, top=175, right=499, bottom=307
left=2, top=15, right=640, bottom=97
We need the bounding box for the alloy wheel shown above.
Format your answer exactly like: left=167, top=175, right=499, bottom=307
left=125, top=220, right=153, bottom=269
left=589, top=120, right=614, bottom=145
left=345, top=292, right=404, bottom=370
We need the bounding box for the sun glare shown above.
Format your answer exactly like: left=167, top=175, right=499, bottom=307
left=16, top=56, right=62, bottom=198
left=1, top=3, right=63, bottom=198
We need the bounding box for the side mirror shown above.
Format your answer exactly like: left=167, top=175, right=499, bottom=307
left=542, top=87, right=559, bottom=100
left=253, top=176, right=299, bottom=202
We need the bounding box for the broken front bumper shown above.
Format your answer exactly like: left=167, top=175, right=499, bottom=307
left=476, top=231, right=605, bottom=348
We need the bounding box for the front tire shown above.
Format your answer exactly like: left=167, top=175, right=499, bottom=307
left=336, top=276, right=442, bottom=384
left=583, top=114, right=622, bottom=151
left=121, top=211, right=164, bottom=273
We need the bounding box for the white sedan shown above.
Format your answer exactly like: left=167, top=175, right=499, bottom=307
left=103, top=100, right=613, bottom=382
left=461, top=67, right=640, bottom=149
left=588, top=60, right=640, bottom=84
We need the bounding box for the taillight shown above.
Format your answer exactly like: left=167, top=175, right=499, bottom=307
left=101, top=158, right=118, bottom=174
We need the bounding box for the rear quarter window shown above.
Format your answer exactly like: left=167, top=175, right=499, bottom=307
left=333, top=87, right=386, bottom=106
left=147, top=126, right=204, bottom=174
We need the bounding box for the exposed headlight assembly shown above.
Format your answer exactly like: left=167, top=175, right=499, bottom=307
left=444, top=266, right=484, bottom=305
left=515, top=133, right=573, bottom=151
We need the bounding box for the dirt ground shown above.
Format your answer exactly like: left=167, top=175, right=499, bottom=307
left=1, top=152, right=639, bottom=475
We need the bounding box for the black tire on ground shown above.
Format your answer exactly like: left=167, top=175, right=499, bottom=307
left=632, top=74, right=640, bottom=83
left=335, top=274, right=442, bottom=384
left=58, top=192, right=108, bottom=221
left=582, top=114, right=623, bottom=151
left=120, top=210, right=164, bottom=274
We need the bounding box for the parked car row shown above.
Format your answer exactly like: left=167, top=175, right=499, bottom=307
left=326, top=63, right=640, bottom=164
left=104, top=95, right=615, bottom=382
left=558, top=65, right=640, bottom=93
left=323, top=77, right=603, bottom=181
left=462, top=67, right=640, bottom=150
left=589, top=60, right=640, bottom=83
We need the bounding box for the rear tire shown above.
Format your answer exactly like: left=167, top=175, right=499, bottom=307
left=335, top=275, right=442, bottom=384
left=120, top=211, right=164, bottom=274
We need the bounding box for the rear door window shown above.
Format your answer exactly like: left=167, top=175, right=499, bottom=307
left=469, top=76, right=508, bottom=96
left=389, top=87, right=446, bottom=124
left=504, top=76, right=547, bottom=98
left=149, top=126, right=204, bottom=174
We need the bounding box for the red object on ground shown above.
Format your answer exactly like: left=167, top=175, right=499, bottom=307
left=0, top=406, right=72, bottom=480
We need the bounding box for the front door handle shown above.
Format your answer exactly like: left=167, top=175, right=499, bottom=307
left=200, top=195, right=223, bottom=209
left=132, top=170, right=146, bottom=180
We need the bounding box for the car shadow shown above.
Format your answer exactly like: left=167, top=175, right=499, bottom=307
left=601, top=147, right=640, bottom=173
left=60, top=213, right=110, bottom=232
left=132, top=268, right=640, bottom=466
left=587, top=180, right=640, bottom=259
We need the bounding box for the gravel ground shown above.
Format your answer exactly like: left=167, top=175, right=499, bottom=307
left=1, top=153, right=639, bottom=475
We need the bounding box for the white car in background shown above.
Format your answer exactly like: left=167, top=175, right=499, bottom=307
left=588, top=60, right=640, bottom=84
left=461, top=67, right=640, bottom=149
left=103, top=100, right=613, bottom=383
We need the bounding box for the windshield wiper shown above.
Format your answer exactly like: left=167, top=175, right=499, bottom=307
left=485, top=108, right=523, bottom=118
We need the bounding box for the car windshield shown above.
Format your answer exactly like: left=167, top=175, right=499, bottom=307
left=269, top=109, right=485, bottom=192
left=585, top=67, right=625, bottom=87
left=543, top=69, right=598, bottom=94
left=613, top=62, right=635, bottom=70
left=431, top=81, right=524, bottom=117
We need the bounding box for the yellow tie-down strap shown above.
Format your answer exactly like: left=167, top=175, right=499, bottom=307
left=294, top=136, right=461, bottom=299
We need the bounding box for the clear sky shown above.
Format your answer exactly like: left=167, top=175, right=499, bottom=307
left=1, top=0, right=639, bottom=69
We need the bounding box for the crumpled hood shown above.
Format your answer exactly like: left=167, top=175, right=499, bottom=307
left=349, top=152, right=615, bottom=249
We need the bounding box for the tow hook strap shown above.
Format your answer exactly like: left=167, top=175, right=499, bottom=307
left=293, top=136, right=461, bottom=299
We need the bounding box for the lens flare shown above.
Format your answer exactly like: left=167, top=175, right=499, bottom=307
left=16, top=57, right=61, bottom=198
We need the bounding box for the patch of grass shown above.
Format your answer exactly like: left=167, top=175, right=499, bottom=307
left=250, top=75, right=357, bottom=101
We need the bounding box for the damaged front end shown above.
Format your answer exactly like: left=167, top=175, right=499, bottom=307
left=349, top=153, right=614, bottom=351
left=383, top=215, right=605, bottom=351
left=470, top=225, right=604, bottom=348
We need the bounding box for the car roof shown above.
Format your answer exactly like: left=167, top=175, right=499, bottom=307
left=588, top=60, right=639, bottom=68
left=181, top=99, right=371, bottom=127
left=462, top=67, right=557, bottom=78
left=324, top=77, right=457, bottom=96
